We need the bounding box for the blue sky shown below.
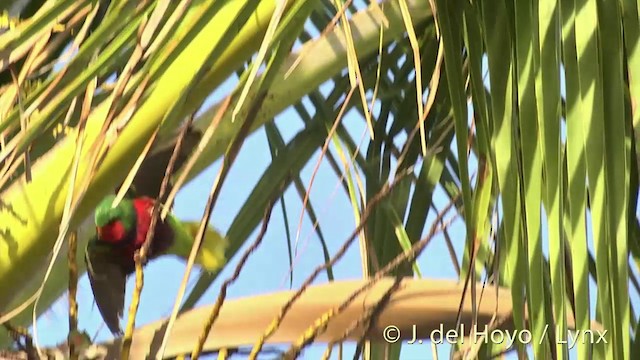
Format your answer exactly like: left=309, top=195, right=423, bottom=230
left=25, top=10, right=640, bottom=360
left=32, top=81, right=467, bottom=358
left=32, top=88, right=639, bottom=359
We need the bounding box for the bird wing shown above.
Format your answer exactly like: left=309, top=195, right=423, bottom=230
left=124, top=127, right=201, bottom=200
left=85, top=239, right=126, bottom=336
left=166, top=218, right=228, bottom=272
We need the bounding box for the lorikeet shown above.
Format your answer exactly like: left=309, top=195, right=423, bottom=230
left=85, top=195, right=227, bottom=335
left=84, top=126, right=227, bottom=335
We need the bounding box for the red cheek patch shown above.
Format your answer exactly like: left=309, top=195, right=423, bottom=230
left=98, top=220, right=126, bottom=244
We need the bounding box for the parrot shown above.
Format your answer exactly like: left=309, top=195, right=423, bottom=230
left=84, top=126, right=228, bottom=336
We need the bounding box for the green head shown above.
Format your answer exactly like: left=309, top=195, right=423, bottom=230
left=94, top=195, right=137, bottom=243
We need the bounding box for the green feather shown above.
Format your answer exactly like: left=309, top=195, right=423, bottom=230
left=94, top=195, right=136, bottom=231
left=164, top=214, right=228, bottom=272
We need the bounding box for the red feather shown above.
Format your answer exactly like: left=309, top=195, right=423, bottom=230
left=97, top=221, right=126, bottom=245
left=95, top=196, right=171, bottom=268
left=132, top=197, right=155, bottom=248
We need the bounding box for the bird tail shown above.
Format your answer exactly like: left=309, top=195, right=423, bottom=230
left=181, top=221, right=228, bottom=272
